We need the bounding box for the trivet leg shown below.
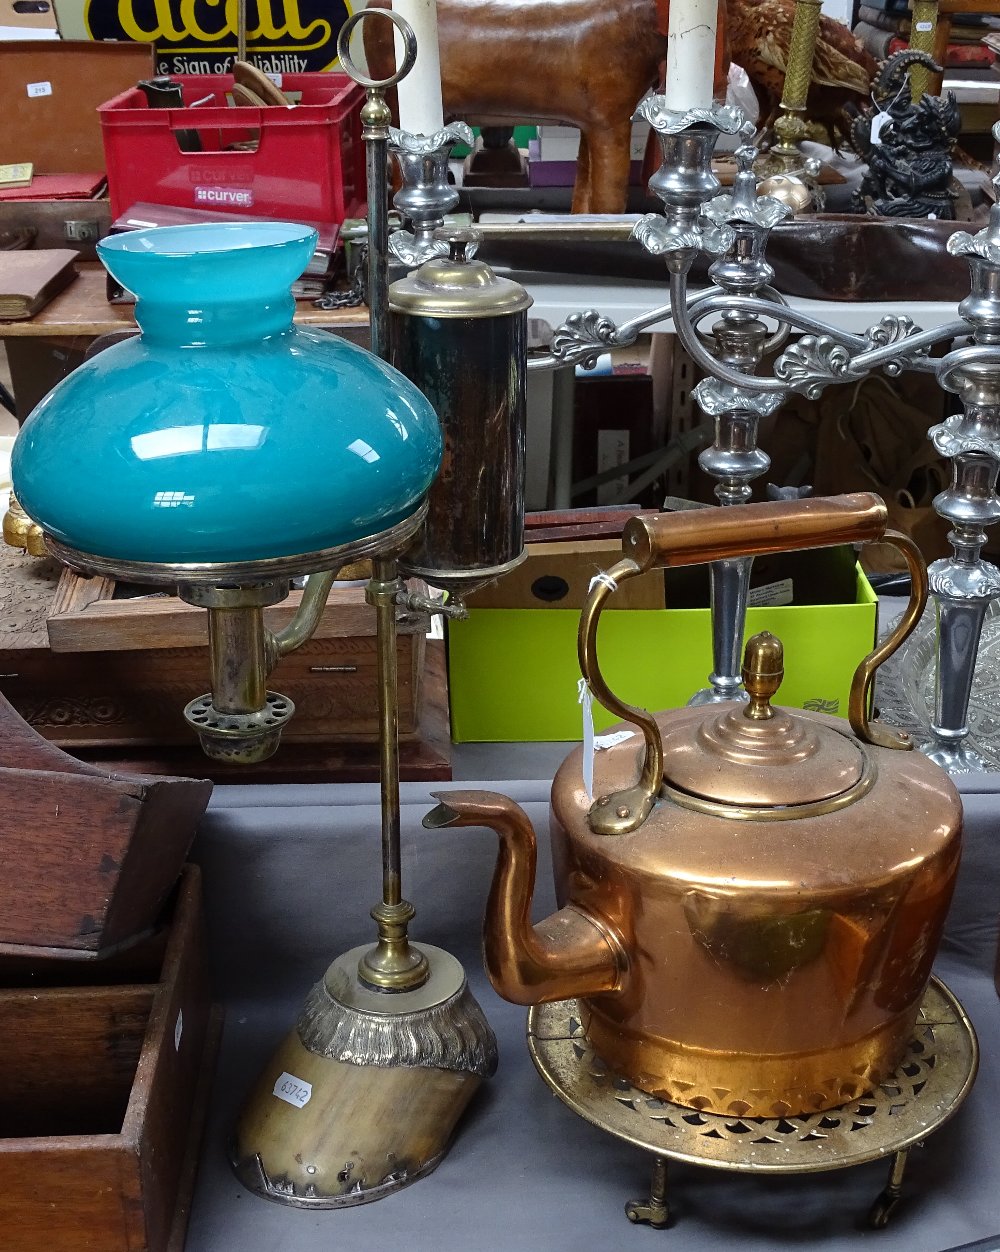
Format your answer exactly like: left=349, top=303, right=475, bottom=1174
left=869, top=1149, right=909, bottom=1229
left=626, top=1156, right=670, bottom=1229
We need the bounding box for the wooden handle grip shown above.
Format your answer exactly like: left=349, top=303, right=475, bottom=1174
left=622, top=493, right=888, bottom=572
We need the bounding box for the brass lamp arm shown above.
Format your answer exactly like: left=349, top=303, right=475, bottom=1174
left=267, top=568, right=339, bottom=667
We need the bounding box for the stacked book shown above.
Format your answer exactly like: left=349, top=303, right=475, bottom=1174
left=854, top=0, right=998, bottom=71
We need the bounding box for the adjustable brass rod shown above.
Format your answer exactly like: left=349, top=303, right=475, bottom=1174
left=374, top=554, right=402, bottom=908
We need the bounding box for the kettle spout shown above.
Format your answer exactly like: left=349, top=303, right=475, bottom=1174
left=424, top=790, right=625, bottom=1006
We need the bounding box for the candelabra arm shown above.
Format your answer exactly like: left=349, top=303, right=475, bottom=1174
left=530, top=288, right=728, bottom=373
left=692, top=291, right=867, bottom=349
left=844, top=320, right=967, bottom=379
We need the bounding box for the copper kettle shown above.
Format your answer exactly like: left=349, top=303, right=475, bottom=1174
left=425, top=493, right=962, bottom=1119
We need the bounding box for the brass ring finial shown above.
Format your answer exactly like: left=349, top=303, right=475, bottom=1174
left=337, top=7, right=417, bottom=91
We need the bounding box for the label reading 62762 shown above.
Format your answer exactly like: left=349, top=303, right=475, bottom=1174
left=273, top=1071, right=313, bottom=1108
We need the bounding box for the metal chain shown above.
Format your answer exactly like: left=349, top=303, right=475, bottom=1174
left=313, top=243, right=369, bottom=310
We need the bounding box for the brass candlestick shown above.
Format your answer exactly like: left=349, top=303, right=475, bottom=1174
left=908, top=0, right=941, bottom=99
left=755, top=0, right=823, bottom=177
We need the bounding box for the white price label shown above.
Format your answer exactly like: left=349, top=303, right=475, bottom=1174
left=915, top=20, right=933, bottom=31
left=273, top=1071, right=312, bottom=1108
left=174, top=1008, right=184, bottom=1052
left=594, top=730, right=634, bottom=751
left=870, top=111, right=891, bottom=146
left=747, top=577, right=793, bottom=608
left=27, top=81, right=52, bottom=98
left=265, top=72, right=283, bottom=87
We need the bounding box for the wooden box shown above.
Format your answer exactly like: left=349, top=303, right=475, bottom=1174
left=0, top=866, right=215, bottom=1252
left=0, top=551, right=425, bottom=748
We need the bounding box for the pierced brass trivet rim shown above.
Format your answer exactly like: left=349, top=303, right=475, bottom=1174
left=526, top=977, right=977, bottom=1175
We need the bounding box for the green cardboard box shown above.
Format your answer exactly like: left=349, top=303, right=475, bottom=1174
left=448, top=564, right=878, bottom=743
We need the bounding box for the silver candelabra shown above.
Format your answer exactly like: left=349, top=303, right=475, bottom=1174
left=382, top=59, right=1000, bottom=773
left=526, top=105, right=1000, bottom=775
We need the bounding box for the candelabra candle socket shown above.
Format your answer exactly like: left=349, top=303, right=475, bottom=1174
left=632, top=101, right=746, bottom=264
left=647, top=125, right=725, bottom=244
left=392, top=226, right=533, bottom=595
left=389, top=123, right=476, bottom=268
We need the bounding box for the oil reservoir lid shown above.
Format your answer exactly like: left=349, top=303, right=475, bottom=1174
left=389, top=227, right=533, bottom=319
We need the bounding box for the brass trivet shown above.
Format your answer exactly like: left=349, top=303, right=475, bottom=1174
left=527, top=977, right=978, bottom=1231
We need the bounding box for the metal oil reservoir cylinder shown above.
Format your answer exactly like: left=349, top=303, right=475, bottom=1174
left=389, top=227, right=532, bottom=594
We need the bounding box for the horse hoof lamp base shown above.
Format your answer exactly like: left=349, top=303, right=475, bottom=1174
left=231, top=944, right=497, bottom=1206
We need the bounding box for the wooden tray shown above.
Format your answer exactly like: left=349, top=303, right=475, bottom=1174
left=0, top=866, right=219, bottom=1251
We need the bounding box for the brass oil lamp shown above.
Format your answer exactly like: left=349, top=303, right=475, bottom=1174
left=426, top=492, right=976, bottom=1225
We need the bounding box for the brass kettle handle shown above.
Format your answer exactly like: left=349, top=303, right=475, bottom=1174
left=578, top=492, right=928, bottom=836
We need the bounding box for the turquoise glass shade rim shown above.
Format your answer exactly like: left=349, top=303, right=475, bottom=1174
left=12, top=222, right=443, bottom=567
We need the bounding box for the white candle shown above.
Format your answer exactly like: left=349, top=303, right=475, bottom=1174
left=663, top=0, right=719, bottom=112
left=392, top=0, right=445, bottom=136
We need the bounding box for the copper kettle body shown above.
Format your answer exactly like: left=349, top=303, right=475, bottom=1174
left=425, top=494, right=963, bottom=1119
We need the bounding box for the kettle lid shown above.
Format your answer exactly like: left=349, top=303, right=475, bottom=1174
left=660, top=633, right=868, bottom=811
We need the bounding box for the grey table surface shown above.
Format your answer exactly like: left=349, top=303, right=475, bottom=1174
left=183, top=762, right=1000, bottom=1252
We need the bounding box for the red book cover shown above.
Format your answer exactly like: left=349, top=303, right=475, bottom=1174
left=0, top=173, right=106, bottom=201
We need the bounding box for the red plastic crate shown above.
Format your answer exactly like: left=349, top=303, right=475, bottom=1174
left=99, top=73, right=365, bottom=227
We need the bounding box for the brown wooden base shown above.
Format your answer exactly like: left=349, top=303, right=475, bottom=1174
left=65, top=642, right=453, bottom=784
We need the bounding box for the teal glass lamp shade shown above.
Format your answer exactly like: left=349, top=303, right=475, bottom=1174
left=12, top=223, right=443, bottom=567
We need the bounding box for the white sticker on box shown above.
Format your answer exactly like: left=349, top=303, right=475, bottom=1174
left=26, top=81, right=52, bottom=98
left=274, top=1071, right=313, bottom=1108
left=174, top=1008, right=184, bottom=1052
left=747, top=577, right=793, bottom=608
